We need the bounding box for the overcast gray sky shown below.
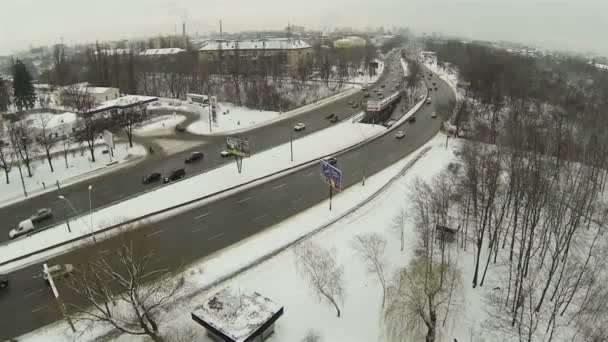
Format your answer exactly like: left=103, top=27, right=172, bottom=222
left=1, top=0, right=607, bottom=56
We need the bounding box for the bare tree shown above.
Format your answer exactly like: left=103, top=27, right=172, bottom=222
left=384, top=256, right=461, bottom=342
left=66, top=239, right=184, bottom=342
left=8, top=120, right=34, bottom=177
left=0, top=138, right=13, bottom=183
left=352, top=233, right=388, bottom=308
left=34, top=114, right=57, bottom=172
left=294, top=241, right=345, bottom=317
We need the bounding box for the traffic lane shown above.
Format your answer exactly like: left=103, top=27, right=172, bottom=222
left=0, top=63, right=401, bottom=239
left=0, top=96, right=446, bottom=340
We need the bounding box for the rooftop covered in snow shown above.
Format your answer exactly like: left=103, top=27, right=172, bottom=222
left=87, top=95, right=158, bottom=115
left=139, top=48, right=186, bottom=56
left=191, top=286, right=284, bottom=342
left=199, top=38, right=311, bottom=51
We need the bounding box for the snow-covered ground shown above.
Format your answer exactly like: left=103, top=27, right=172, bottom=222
left=18, top=133, right=470, bottom=342
left=133, top=114, right=187, bottom=137
left=187, top=103, right=280, bottom=135
left=0, top=142, right=146, bottom=207
left=0, top=112, right=398, bottom=271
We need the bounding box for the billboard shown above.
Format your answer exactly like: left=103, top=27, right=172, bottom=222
left=102, top=130, right=114, bottom=149
left=320, top=161, right=342, bottom=191
left=226, top=137, right=251, bottom=157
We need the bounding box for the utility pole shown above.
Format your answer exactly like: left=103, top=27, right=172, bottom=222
left=44, top=263, right=75, bottom=333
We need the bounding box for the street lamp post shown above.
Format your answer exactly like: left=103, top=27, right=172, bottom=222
left=59, top=194, right=96, bottom=243
left=88, top=185, right=94, bottom=242
left=290, top=130, right=294, bottom=162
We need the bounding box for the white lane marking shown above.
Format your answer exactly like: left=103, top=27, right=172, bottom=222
left=236, top=196, right=253, bottom=203
left=145, top=230, right=164, bottom=238
left=208, top=233, right=224, bottom=241
left=253, top=214, right=268, bottom=222
left=272, top=183, right=287, bottom=190
left=292, top=196, right=304, bottom=204
left=32, top=305, right=49, bottom=313
left=192, top=226, right=209, bottom=233
left=304, top=171, right=315, bottom=177
left=113, top=193, right=126, bottom=199
left=194, top=212, right=212, bottom=220
left=24, top=289, right=44, bottom=299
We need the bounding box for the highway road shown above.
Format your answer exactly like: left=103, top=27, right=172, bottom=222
left=0, top=53, right=399, bottom=244
left=0, top=53, right=456, bottom=340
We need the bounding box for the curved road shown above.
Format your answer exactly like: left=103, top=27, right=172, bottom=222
left=0, top=54, right=397, bottom=244
left=0, top=55, right=456, bottom=340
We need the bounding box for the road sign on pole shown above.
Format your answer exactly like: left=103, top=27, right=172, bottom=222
left=320, top=161, right=342, bottom=210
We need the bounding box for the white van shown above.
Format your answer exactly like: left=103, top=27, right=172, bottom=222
left=8, top=219, right=35, bottom=240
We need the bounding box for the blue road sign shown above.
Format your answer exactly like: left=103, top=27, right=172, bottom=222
left=320, top=161, right=342, bottom=191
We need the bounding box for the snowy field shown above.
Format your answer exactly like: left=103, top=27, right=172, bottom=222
left=133, top=114, right=187, bottom=136
left=18, top=134, right=469, bottom=342
left=0, top=114, right=394, bottom=272
left=187, top=103, right=280, bottom=135
left=0, top=142, right=146, bottom=207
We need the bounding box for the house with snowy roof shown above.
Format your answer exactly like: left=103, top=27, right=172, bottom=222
left=199, top=38, right=312, bottom=67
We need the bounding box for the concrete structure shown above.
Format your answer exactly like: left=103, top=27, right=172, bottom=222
left=334, top=36, right=367, bottom=48
left=191, top=286, right=284, bottom=342
left=199, top=38, right=312, bottom=66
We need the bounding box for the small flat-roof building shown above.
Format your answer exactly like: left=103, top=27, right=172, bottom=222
left=191, top=286, right=284, bottom=342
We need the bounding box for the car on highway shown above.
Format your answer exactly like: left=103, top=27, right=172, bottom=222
left=347, top=100, right=354, bottom=105
left=435, top=87, right=438, bottom=91
left=185, top=152, right=204, bottom=164
left=175, top=124, right=186, bottom=132
left=395, top=131, right=405, bottom=139
left=8, top=219, right=36, bottom=240
left=408, top=116, right=417, bottom=123
left=294, top=123, right=306, bottom=131
left=363, top=92, right=370, bottom=98
left=431, top=112, right=437, bottom=118
left=352, top=103, right=359, bottom=108
left=381, top=84, right=385, bottom=88
left=324, top=157, right=338, bottom=166
left=220, top=150, right=233, bottom=158
left=30, top=208, right=53, bottom=223
left=43, top=264, right=75, bottom=283
left=428, top=87, right=432, bottom=92
left=164, top=168, right=186, bottom=184
left=0, top=274, right=8, bottom=289
left=142, top=172, right=161, bottom=184
left=426, top=98, right=432, bottom=104
left=325, top=113, right=337, bottom=120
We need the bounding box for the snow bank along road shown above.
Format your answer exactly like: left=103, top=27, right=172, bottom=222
left=0, top=53, right=400, bottom=244
left=0, top=55, right=455, bottom=340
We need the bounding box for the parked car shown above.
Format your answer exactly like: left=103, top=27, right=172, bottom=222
left=185, top=152, right=204, bottom=164
left=8, top=219, right=35, bottom=240
left=431, top=112, right=437, bottom=118
left=294, top=123, right=306, bottom=131
left=220, top=150, right=233, bottom=158
left=329, top=115, right=339, bottom=123
left=324, top=157, right=338, bottom=166
left=164, top=168, right=186, bottom=184
left=0, top=274, right=8, bottom=289
left=175, top=124, right=186, bottom=132
left=30, top=208, right=53, bottom=223
left=142, top=172, right=161, bottom=184
left=43, top=264, right=75, bottom=283
left=395, top=131, right=406, bottom=139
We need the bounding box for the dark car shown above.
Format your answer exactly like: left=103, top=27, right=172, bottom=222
left=325, top=113, right=337, bottom=120
left=408, top=116, right=416, bottom=123
left=329, top=115, right=339, bottom=123
left=30, top=208, right=53, bottom=223
left=185, top=152, right=204, bottom=164
left=142, top=172, right=161, bottom=184
left=0, top=274, right=8, bottom=289
left=175, top=124, right=186, bottom=132
left=164, top=168, right=186, bottom=184
left=324, top=157, right=338, bottom=166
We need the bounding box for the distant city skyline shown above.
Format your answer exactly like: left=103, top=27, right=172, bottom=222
left=1, top=0, right=607, bottom=57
